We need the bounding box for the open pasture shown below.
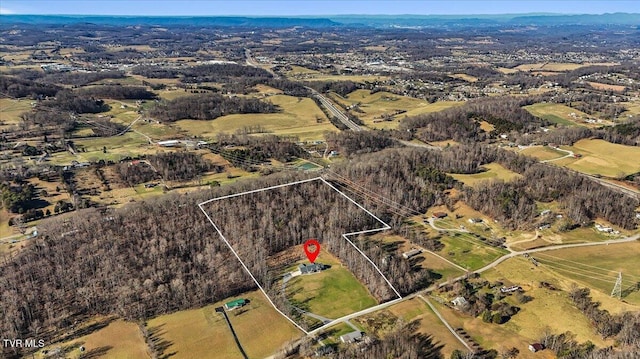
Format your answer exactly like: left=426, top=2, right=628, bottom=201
left=146, top=290, right=300, bottom=359
left=176, top=94, right=336, bottom=141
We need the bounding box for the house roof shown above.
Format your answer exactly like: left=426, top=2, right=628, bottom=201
left=225, top=299, right=246, bottom=307
left=529, top=343, right=544, bottom=351
left=402, top=249, right=422, bottom=258
left=340, top=331, right=363, bottom=342
left=299, top=263, right=323, bottom=273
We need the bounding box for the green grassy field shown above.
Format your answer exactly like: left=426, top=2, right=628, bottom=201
left=450, top=163, right=521, bottom=187
left=524, top=103, right=588, bottom=126
left=146, top=290, right=301, bottom=359
left=46, top=132, right=152, bottom=165
left=561, top=139, right=640, bottom=177
left=35, top=318, right=149, bottom=359
left=437, top=233, right=507, bottom=271
left=175, top=94, right=336, bottom=141
left=286, top=250, right=378, bottom=319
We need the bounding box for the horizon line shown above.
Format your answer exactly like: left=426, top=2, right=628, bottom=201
left=2, top=12, right=638, bottom=17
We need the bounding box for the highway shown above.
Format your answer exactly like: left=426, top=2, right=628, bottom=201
left=306, top=87, right=363, bottom=132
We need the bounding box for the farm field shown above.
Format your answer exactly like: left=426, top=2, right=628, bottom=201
left=523, top=103, right=590, bottom=127
left=588, top=81, right=626, bottom=92
left=519, top=146, right=568, bottom=161
left=35, top=318, right=149, bottom=359
left=478, top=257, right=615, bottom=351
left=562, top=139, right=640, bottom=177
left=449, top=162, right=521, bottom=187
left=513, top=62, right=616, bottom=72
left=437, top=232, right=508, bottom=271
left=450, top=73, right=478, bottom=82
left=533, top=242, right=640, bottom=306
left=287, top=66, right=389, bottom=83
left=175, top=94, right=336, bottom=141
left=46, top=132, right=152, bottom=165
left=331, top=89, right=462, bottom=129
left=285, top=249, right=378, bottom=319
left=0, top=98, right=32, bottom=129
left=146, top=290, right=301, bottom=359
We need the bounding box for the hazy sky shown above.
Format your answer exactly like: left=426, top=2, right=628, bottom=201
left=1, top=0, right=638, bottom=16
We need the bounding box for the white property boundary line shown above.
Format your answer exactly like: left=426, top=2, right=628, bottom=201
left=198, top=177, right=402, bottom=335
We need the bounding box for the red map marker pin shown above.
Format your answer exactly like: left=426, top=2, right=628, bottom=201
left=303, top=239, right=320, bottom=263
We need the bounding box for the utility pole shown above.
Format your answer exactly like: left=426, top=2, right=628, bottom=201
left=611, top=272, right=622, bottom=300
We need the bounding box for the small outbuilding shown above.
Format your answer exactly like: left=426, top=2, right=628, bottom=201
left=402, top=248, right=422, bottom=259
left=432, top=212, right=448, bottom=219
left=529, top=343, right=545, bottom=352
left=224, top=298, right=247, bottom=311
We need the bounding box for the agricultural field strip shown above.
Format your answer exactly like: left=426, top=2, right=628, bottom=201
left=198, top=177, right=401, bottom=335
left=534, top=251, right=640, bottom=284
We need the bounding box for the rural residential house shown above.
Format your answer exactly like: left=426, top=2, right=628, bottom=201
left=299, top=263, right=325, bottom=274
left=452, top=296, right=468, bottom=307
left=340, top=331, right=364, bottom=343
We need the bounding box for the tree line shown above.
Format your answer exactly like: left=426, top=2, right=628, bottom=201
left=77, top=85, right=157, bottom=100
left=148, top=151, right=223, bottom=181
left=148, top=93, right=277, bottom=121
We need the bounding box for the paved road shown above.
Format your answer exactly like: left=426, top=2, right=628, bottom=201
left=245, top=48, right=279, bottom=79
left=306, top=87, right=362, bottom=132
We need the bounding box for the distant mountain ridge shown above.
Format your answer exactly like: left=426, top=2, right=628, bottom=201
left=1, top=13, right=639, bottom=28
left=0, top=15, right=340, bottom=27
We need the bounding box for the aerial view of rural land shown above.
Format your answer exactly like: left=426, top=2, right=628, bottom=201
left=1, top=0, right=640, bottom=358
